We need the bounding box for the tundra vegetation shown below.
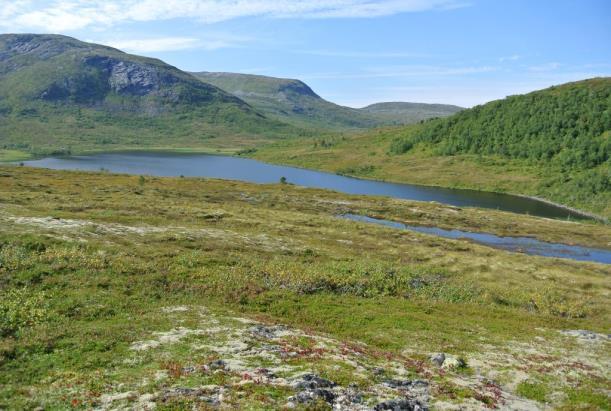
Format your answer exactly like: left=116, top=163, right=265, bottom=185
left=0, top=167, right=609, bottom=409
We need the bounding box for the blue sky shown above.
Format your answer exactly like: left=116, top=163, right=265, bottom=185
left=1, top=0, right=610, bottom=107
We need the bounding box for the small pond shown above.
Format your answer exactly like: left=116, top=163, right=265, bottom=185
left=340, top=214, right=610, bottom=264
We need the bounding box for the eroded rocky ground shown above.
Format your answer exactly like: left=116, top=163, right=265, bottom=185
left=83, top=305, right=548, bottom=410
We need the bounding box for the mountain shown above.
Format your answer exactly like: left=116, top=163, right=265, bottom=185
left=191, top=72, right=379, bottom=130
left=0, top=34, right=299, bottom=155
left=361, top=102, right=463, bottom=123
left=191, top=72, right=461, bottom=130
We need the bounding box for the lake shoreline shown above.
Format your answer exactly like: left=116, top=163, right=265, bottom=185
left=246, top=152, right=606, bottom=223
left=14, top=148, right=604, bottom=222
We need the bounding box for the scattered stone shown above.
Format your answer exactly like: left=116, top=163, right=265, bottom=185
left=373, top=367, right=386, bottom=375
left=249, top=324, right=290, bottom=339
left=374, top=398, right=427, bottom=410
left=383, top=379, right=412, bottom=389
left=430, top=353, right=445, bottom=366
left=291, top=388, right=336, bottom=404
left=441, top=356, right=466, bottom=370
left=561, top=329, right=610, bottom=341
left=293, top=373, right=336, bottom=390
left=430, top=353, right=466, bottom=369
left=208, top=359, right=227, bottom=370
left=337, top=384, right=363, bottom=405
left=181, top=365, right=197, bottom=374
left=286, top=374, right=342, bottom=406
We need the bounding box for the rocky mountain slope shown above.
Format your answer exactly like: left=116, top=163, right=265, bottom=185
left=0, top=34, right=249, bottom=114
left=0, top=34, right=298, bottom=155
left=192, top=72, right=462, bottom=130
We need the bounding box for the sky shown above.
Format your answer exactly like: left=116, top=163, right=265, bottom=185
left=1, top=0, right=610, bottom=107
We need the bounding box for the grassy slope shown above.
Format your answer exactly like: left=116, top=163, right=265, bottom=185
left=0, top=166, right=609, bottom=409
left=252, top=79, right=611, bottom=218
left=0, top=34, right=308, bottom=156
left=0, top=104, right=309, bottom=156
left=361, top=101, right=463, bottom=122
left=192, top=72, right=462, bottom=130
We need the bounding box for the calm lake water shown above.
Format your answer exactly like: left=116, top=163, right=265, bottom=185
left=341, top=214, right=611, bottom=264
left=23, top=151, right=586, bottom=219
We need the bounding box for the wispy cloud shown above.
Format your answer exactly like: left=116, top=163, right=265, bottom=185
left=294, top=49, right=432, bottom=58
left=499, top=54, right=521, bottom=62
left=98, top=37, right=201, bottom=53
left=95, top=34, right=251, bottom=53
left=0, top=0, right=468, bottom=32
left=529, top=62, right=561, bottom=72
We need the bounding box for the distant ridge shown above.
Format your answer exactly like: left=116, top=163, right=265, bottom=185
left=192, top=71, right=462, bottom=130
left=361, top=101, right=463, bottom=122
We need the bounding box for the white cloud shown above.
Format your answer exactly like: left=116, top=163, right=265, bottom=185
left=97, top=37, right=201, bottom=53
left=95, top=34, right=250, bottom=53
left=0, top=0, right=467, bottom=32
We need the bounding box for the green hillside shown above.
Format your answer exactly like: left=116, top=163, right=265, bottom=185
left=389, top=78, right=610, bottom=212
left=0, top=34, right=301, bottom=157
left=192, top=72, right=461, bottom=130
left=252, top=79, right=611, bottom=217
left=390, top=78, right=610, bottom=166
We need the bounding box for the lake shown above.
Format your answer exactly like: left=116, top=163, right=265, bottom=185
left=22, top=151, right=586, bottom=220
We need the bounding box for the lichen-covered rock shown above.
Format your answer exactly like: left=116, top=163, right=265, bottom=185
left=293, top=373, right=337, bottom=390
left=430, top=353, right=445, bottom=366
left=441, top=355, right=466, bottom=369
left=561, top=329, right=610, bottom=341
left=430, top=352, right=466, bottom=369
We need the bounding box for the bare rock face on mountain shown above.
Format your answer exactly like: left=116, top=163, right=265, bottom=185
left=86, top=56, right=175, bottom=96
left=0, top=34, right=246, bottom=112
